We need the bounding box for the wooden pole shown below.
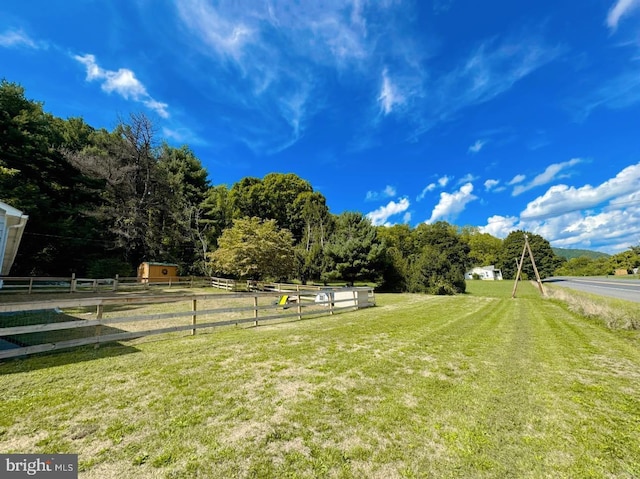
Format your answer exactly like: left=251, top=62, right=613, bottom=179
left=95, top=304, right=103, bottom=349
left=191, top=299, right=197, bottom=335
left=297, top=293, right=302, bottom=320
left=526, top=236, right=545, bottom=295
left=511, top=240, right=528, bottom=299
left=253, top=296, right=259, bottom=327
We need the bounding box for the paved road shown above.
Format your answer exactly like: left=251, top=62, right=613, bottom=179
left=544, top=276, right=640, bottom=303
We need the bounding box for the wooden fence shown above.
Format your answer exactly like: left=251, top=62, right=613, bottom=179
left=0, top=275, right=223, bottom=294
left=0, top=287, right=375, bottom=360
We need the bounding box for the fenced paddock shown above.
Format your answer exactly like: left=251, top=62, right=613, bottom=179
left=0, top=287, right=375, bottom=360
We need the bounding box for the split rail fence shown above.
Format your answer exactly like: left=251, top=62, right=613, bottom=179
left=0, top=287, right=375, bottom=360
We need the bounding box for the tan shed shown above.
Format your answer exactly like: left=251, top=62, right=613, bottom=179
left=138, top=262, right=179, bottom=283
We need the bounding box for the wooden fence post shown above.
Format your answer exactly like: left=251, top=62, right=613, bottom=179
left=297, top=293, right=302, bottom=320
left=28, top=277, right=33, bottom=294
left=191, top=299, right=197, bottom=335
left=254, top=296, right=259, bottom=327
left=95, top=303, right=103, bottom=349
left=113, top=274, right=119, bottom=292
left=71, top=273, right=77, bottom=293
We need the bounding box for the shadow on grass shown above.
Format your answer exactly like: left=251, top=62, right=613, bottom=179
left=0, top=342, right=140, bottom=375
left=0, top=309, right=141, bottom=373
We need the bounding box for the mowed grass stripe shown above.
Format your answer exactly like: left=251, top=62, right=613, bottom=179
left=0, top=281, right=638, bottom=478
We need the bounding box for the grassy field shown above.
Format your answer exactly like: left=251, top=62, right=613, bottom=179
left=1, top=281, right=639, bottom=478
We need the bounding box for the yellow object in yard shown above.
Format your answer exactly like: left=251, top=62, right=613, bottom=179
left=278, top=295, right=289, bottom=306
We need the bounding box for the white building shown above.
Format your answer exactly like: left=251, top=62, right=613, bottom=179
left=0, top=201, right=28, bottom=277
left=465, top=265, right=503, bottom=281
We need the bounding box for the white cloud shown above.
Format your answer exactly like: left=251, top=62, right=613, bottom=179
left=484, top=179, right=500, bottom=191
left=512, top=158, right=581, bottom=196
left=508, top=174, right=526, bottom=185
left=0, top=29, right=39, bottom=49
left=417, top=175, right=450, bottom=201
left=378, top=68, right=405, bottom=115
left=74, top=54, right=169, bottom=118
left=416, top=183, right=436, bottom=201
left=607, top=0, right=640, bottom=29
left=479, top=215, right=518, bottom=238
left=480, top=162, right=640, bottom=253
left=520, top=161, right=640, bottom=219
left=457, top=173, right=477, bottom=184
left=468, top=139, right=486, bottom=154
left=426, top=183, right=478, bottom=223
left=365, top=185, right=397, bottom=201
left=438, top=175, right=451, bottom=187
left=366, top=197, right=411, bottom=226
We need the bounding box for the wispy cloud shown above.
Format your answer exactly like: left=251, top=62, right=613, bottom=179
left=0, top=28, right=41, bottom=49
left=173, top=0, right=391, bottom=153
left=576, top=68, right=640, bottom=120
left=417, top=175, right=450, bottom=201
left=426, top=182, right=478, bottom=223
left=484, top=179, right=500, bottom=191
left=162, top=126, right=207, bottom=146
left=74, top=54, right=169, bottom=118
left=468, top=139, right=486, bottom=154
left=365, top=185, right=397, bottom=201
left=512, top=158, right=581, bottom=196
left=607, top=0, right=640, bottom=30
left=408, top=34, right=565, bottom=139
left=508, top=174, right=526, bottom=185
left=366, top=197, right=411, bottom=226
left=378, top=68, right=406, bottom=115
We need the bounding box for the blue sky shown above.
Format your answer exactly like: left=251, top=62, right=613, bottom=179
left=2, top=0, right=640, bottom=253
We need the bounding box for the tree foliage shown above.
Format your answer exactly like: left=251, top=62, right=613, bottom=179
left=407, top=222, right=470, bottom=294
left=208, top=217, right=295, bottom=280
left=497, top=231, right=562, bottom=280
left=322, top=212, right=385, bottom=285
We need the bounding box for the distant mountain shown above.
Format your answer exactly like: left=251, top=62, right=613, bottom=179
left=553, top=248, right=610, bottom=260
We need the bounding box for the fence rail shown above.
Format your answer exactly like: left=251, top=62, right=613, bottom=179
left=0, top=287, right=375, bottom=360
left=0, top=275, right=222, bottom=294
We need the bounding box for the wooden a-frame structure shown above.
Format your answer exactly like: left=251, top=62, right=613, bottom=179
left=511, top=234, right=545, bottom=298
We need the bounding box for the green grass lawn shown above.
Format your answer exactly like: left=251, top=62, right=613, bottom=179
left=1, top=281, right=639, bottom=478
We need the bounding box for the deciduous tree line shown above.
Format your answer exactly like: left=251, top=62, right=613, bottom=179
left=2, top=81, right=637, bottom=291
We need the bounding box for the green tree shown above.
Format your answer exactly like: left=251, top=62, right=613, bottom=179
left=0, top=80, right=103, bottom=275
left=407, top=222, right=470, bottom=294
left=67, top=113, right=167, bottom=267
left=606, top=247, right=640, bottom=274
left=292, top=191, right=333, bottom=283
left=554, top=256, right=610, bottom=276
left=208, top=217, right=295, bottom=280
left=461, top=227, right=502, bottom=266
left=200, top=184, right=234, bottom=249
left=497, top=231, right=562, bottom=280
left=228, top=173, right=314, bottom=240
left=157, top=143, right=210, bottom=274
left=322, top=212, right=385, bottom=285
left=408, top=244, right=467, bottom=294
